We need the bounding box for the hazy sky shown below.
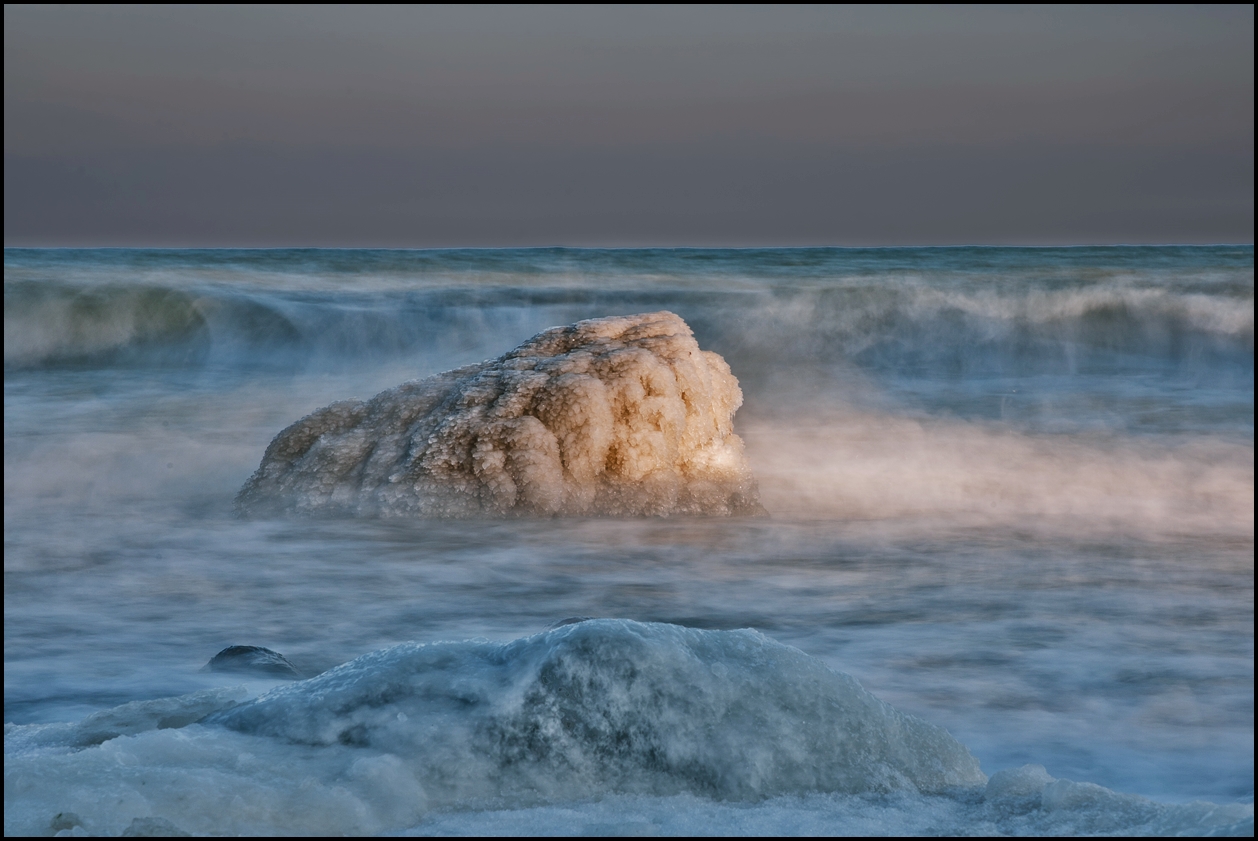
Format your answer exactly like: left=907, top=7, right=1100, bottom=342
left=4, top=5, right=1253, bottom=246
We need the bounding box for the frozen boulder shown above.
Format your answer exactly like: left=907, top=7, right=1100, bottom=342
left=237, top=312, right=762, bottom=518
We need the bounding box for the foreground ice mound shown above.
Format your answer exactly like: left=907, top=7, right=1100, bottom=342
left=211, top=620, right=984, bottom=799
left=6, top=622, right=1251, bottom=837
left=237, top=312, right=761, bottom=517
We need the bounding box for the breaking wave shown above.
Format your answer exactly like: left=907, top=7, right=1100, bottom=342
left=5, top=248, right=1252, bottom=379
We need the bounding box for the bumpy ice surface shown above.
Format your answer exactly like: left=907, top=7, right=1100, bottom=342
left=236, top=312, right=760, bottom=517
left=5, top=621, right=1250, bottom=837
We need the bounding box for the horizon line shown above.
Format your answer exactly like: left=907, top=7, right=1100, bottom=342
left=5, top=242, right=1254, bottom=251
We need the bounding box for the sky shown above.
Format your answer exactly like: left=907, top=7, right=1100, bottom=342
left=4, top=5, right=1253, bottom=246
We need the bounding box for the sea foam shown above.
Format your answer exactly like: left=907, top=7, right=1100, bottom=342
left=236, top=312, right=761, bottom=517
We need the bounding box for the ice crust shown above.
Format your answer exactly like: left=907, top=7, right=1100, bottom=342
left=209, top=620, right=985, bottom=799
left=4, top=621, right=1251, bottom=837
left=236, top=312, right=761, bottom=517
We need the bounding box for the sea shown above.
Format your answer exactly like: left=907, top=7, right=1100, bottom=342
left=3, top=246, right=1253, bottom=836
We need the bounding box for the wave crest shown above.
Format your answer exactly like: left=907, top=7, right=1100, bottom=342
left=3, top=281, right=210, bottom=368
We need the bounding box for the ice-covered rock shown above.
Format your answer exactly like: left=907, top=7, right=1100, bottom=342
left=209, top=619, right=986, bottom=799
left=6, top=623, right=1252, bottom=837
left=236, top=312, right=761, bottom=517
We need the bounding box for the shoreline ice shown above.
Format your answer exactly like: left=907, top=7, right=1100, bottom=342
left=6, top=621, right=1251, bottom=837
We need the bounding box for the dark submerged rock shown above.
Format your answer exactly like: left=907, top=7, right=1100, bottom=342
left=203, top=645, right=301, bottom=679
left=546, top=616, right=595, bottom=630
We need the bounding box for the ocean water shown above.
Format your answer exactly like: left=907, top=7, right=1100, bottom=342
left=3, top=246, right=1253, bottom=836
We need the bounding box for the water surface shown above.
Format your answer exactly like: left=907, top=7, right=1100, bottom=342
left=4, top=247, right=1253, bottom=835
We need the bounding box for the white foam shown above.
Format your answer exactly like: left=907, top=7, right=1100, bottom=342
left=905, top=284, right=1255, bottom=337
left=237, top=312, right=761, bottom=517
